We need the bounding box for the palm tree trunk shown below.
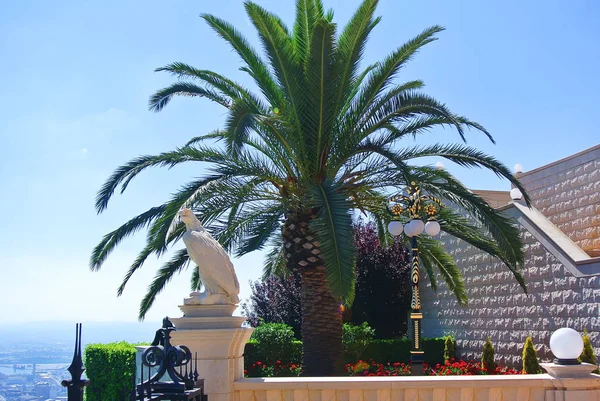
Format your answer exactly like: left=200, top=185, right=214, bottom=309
left=300, top=266, right=344, bottom=376
left=283, top=212, right=344, bottom=376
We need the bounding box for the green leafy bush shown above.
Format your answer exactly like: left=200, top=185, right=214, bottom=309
left=243, top=322, right=448, bottom=374
left=249, top=323, right=300, bottom=364
left=244, top=340, right=303, bottom=365
left=343, top=322, right=376, bottom=361
left=481, top=337, right=496, bottom=374
left=443, top=336, right=456, bottom=363
left=357, top=337, right=447, bottom=366
left=84, top=342, right=139, bottom=401
left=521, top=336, right=541, bottom=374
left=579, top=330, right=599, bottom=373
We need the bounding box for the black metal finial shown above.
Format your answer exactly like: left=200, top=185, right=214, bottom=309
left=61, top=323, right=89, bottom=401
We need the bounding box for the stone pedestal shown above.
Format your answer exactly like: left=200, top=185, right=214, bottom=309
left=134, top=346, right=159, bottom=384
left=541, top=362, right=598, bottom=379
left=170, top=303, right=253, bottom=401
left=541, top=362, right=600, bottom=400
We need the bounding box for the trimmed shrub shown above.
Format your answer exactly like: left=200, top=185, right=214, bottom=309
left=249, top=323, right=299, bottom=365
left=579, top=330, right=599, bottom=373
left=343, top=322, right=376, bottom=362
left=84, top=342, right=138, bottom=401
left=348, top=337, right=446, bottom=365
left=481, top=337, right=496, bottom=374
left=443, top=336, right=456, bottom=363
left=244, top=323, right=448, bottom=373
left=244, top=340, right=303, bottom=365
left=521, top=336, right=541, bottom=374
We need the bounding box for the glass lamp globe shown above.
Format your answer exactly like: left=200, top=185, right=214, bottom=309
left=405, top=219, right=424, bottom=237
left=514, top=163, right=524, bottom=174
left=387, top=221, right=404, bottom=237
left=424, top=220, right=441, bottom=236
left=549, top=328, right=584, bottom=364
left=413, top=219, right=425, bottom=235
left=435, top=161, right=445, bottom=170
left=510, top=188, right=523, bottom=200
left=403, top=220, right=415, bottom=237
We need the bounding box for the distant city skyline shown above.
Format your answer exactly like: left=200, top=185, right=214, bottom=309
left=1, top=0, right=598, bottom=322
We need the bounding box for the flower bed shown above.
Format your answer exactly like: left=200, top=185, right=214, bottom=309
left=245, top=360, right=302, bottom=377
left=244, top=359, right=521, bottom=377
left=347, top=359, right=521, bottom=376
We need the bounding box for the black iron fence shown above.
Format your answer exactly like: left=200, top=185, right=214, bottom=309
left=62, top=318, right=206, bottom=401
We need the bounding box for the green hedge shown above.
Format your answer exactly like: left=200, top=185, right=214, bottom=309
left=84, top=342, right=140, bottom=401
left=358, top=337, right=448, bottom=365
left=244, top=339, right=303, bottom=364
left=244, top=337, right=450, bottom=368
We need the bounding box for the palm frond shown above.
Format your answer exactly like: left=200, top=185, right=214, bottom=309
left=94, top=145, right=229, bottom=213
left=338, top=62, right=377, bottom=117
left=333, top=0, right=380, bottom=115
left=191, top=265, right=203, bottom=291
left=201, top=13, right=283, bottom=105
left=262, top=236, right=288, bottom=279
left=184, top=130, right=226, bottom=147
left=244, top=2, right=305, bottom=153
left=149, top=82, right=231, bottom=112
left=354, top=25, right=444, bottom=115
left=224, top=99, right=258, bottom=155
left=438, top=207, right=527, bottom=292
left=308, top=180, right=356, bottom=302
left=117, top=244, right=155, bottom=296
left=292, top=0, right=318, bottom=63
left=235, top=209, right=283, bottom=257
left=138, top=248, right=190, bottom=320
left=90, top=205, right=166, bottom=270
left=302, top=19, right=337, bottom=174
left=360, top=91, right=467, bottom=140
left=418, top=236, right=468, bottom=306
left=417, top=171, right=527, bottom=268
left=155, top=62, right=266, bottom=109
left=146, top=175, right=247, bottom=255
left=396, top=144, right=526, bottom=197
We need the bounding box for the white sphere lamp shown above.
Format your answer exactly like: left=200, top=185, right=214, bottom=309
left=413, top=219, right=425, bottom=235
left=424, top=220, right=441, bottom=236
left=405, top=219, right=424, bottom=237
left=435, top=161, right=445, bottom=170
left=387, top=221, right=404, bottom=237
left=510, top=188, right=523, bottom=201
left=403, top=220, right=415, bottom=237
left=514, top=164, right=524, bottom=174
left=549, top=328, right=584, bottom=365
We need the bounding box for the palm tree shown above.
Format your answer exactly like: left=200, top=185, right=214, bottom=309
left=91, top=0, right=530, bottom=376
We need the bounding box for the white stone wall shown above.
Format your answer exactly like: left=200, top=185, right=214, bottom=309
left=421, top=229, right=600, bottom=366
left=235, top=375, right=600, bottom=401
left=518, top=145, right=600, bottom=255
left=421, top=145, right=600, bottom=367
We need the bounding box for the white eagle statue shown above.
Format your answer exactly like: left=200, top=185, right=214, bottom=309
left=179, top=208, right=240, bottom=305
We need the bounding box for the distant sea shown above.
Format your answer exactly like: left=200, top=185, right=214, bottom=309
left=0, top=320, right=161, bottom=346
left=0, top=363, right=68, bottom=376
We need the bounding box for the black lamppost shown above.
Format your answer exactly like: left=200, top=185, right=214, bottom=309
left=387, top=182, right=443, bottom=376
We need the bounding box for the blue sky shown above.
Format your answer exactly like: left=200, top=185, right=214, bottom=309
left=1, top=0, right=598, bottom=324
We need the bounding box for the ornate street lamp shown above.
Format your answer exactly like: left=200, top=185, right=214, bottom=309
left=387, top=182, right=443, bottom=375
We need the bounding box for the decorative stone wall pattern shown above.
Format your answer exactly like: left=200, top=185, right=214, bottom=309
left=518, top=145, right=600, bottom=256
left=421, top=145, right=600, bottom=367
left=421, top=228, right=600, bottom=367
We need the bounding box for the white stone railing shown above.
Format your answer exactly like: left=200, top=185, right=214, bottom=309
left=234, top=374, right=600, bottom=401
